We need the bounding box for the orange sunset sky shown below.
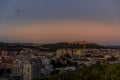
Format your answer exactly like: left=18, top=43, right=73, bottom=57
left=0, top=0, right=120, bottom=45
left=0, top=20, right=120, bottom=45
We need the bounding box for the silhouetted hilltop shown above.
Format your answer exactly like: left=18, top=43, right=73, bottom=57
left=0, top=42, right=119, bottom=51
left=41, top=42, right=105, bottom=51
left=0, top=42, right=39, bottom=51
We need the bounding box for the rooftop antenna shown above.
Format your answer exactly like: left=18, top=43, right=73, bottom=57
left=83, top=40, right=86, bottom=57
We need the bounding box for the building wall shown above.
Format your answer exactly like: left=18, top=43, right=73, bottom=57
left=23, top=62, right=32, bottom=80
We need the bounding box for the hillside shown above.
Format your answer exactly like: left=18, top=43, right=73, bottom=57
left=41, top=42, right=105, bottom=51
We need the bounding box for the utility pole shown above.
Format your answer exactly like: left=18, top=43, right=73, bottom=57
left=83, top=41, right=86, bottom=58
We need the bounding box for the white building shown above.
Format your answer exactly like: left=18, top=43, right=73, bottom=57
left=23, top=60, right=32, bottom=80
left=12, top=55, right=41, bottom=80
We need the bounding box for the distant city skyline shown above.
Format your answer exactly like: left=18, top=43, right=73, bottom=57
left=0, top=0, right=120, bottom=45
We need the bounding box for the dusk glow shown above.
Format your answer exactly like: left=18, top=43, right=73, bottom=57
left=0, top=0, right=120, bottom=45
left=0, top=20, right=119, bottom=45
left=1, top=1, right=120, bottom=80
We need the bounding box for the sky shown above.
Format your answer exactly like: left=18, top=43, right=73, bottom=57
left=0, top=0, right=120, bottom=45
